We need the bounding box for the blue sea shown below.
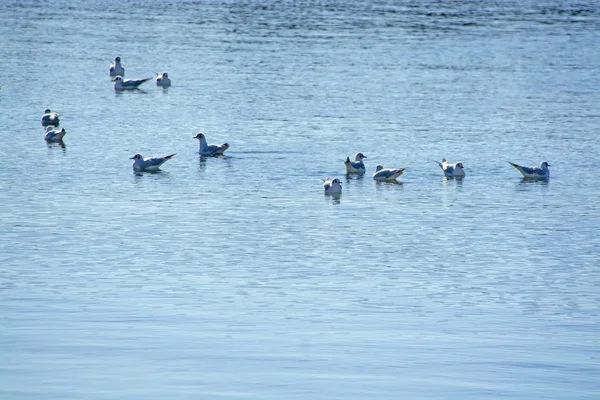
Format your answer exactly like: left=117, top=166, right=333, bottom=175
left=1, top=0, right=599, bottom=398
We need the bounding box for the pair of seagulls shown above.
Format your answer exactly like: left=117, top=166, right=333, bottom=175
left=41, top=109, right=66, bottom=142
left=344, top=152, right=406, bottom=182
left=109, top=57, right=171, bottom=91
left=130, top=133, right=229, bottom=172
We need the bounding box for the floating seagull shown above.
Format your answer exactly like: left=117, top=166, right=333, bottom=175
left=109, top=56, right=124, bottom=77
left=344, top=152, right=367, bottom=174
left=155, top=72, right=171, bottom=87
left=130, top=153, right=176, bottom=172
left=373, top=165, right=405, bottom=182
left=322, top=177, right=342, bottom=195
left=193, top=133, right=229, bottom=156
left=436, top=158, right=465, bottom=177
left=44, top=126, right=66, bottom=141
left=113, top=75, right=152, bottom=91
left=509, top=161, right=550, bottom=179
left=41, top=109, right=60, bottom=127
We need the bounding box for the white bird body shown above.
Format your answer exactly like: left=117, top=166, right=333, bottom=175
left=322, top=177, right=342, bottom=195
left=44, top=126, right=66, bottom=141
left=437, top=158, right=465, bottom=177
left=373, top=165, right=405, bottom=182
left=130, top=153, right=176, bottom=172
left=509, top=161, right=550, bottom=179
left=113, top=75, right=152, bottom=91
left=344, top=152, right=367, bottom=174
left=194, top=133, right=229, bottom=156
left=109, top=56, right=124, bottom=77
left=41, top=109, right=60, bottom=127
left=156, top=72, right=171, bottom=87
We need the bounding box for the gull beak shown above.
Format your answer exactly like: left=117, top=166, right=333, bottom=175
left=129, top=156, right=135, bottom=159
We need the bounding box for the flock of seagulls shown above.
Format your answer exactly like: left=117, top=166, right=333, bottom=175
left=109, top=56, right=171, bottom=91
left=41, top=56, right=551, bottom=193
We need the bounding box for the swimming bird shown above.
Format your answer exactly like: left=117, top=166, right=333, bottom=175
left=41, top=109, right=60, bottom=127
left=509, top=161, right=550, bottom=179
left=155, top=72, right=171, bottom=87
left=109, top=56, right=124, bottom=77
left=373, top=165, right=405, bottom=182
left=323, top=177, right=342, bottom=195
left=113, top=76, right=152, bottom=91
left=44, top=126, right=66, bottom=141
left=436, top=158, right=465, bottom=177
left=193, top=133, right=229, bottom=156
left=130, top=153, right=176, bottom=172
left=344, top=152, right=367, bottom=174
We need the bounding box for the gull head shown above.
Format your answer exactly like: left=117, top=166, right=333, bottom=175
left=375, top=165, right=384, bottom=172
left=540, top=161, right=550, bottom=168
left=112, top=75, right=123, bottom=82
left=130, top=154, right=143, bottom=160
left=115, top=56, right=121, bottom=63
left=193, top=133, right=205, bottom=140
left=331, top=178, right=342, bottom=185
left=456, top=162, right=464, bottom=169
left=44, top=108, right=51, bottom=114
left=355, top=152, right=367, bottom=161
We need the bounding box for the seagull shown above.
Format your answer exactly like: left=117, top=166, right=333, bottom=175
left=155, top=72, right=171, bottom=87
left=436, top=158, right=465, bottom=177
left=109, top=56, right=124, bottom=77
left=41, top=109, right=60, bottom=127
left=112, top=75, right=152, bottom=91
left=322, top=177, right=342, bottom=195
left=373, top=165, right=405, bottom=182
left=344, top=152, right=367, bottom=174
left=44, top=126, right=66, bottom=141
left=130, top=153, right=176, bottom=172
left=193, top=133, right=229, bottom=156
left=509, top=161, right=550, bottom=179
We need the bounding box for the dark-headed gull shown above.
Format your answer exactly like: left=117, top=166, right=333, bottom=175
left=322, top=177, right=342, bottom=195
left=155, top=72, right=171, bottom=87
left=509, top=161, right=550, bottom=179
left=130, top=153, right=176, bottom=172
left=436, top=158, right=465, bottom=177
left=113, top=76, right=152, bottom=91
left=344, top=152, right=367, bottom=174
left=193, top=133, right=229, bottom=156
left=109, top=56, right=124, bottom=77
left=44, top=126, right=67, bottom=142
left=41, top=109, right=60, bottom=127
left=373, top=165, right=405, bottom=182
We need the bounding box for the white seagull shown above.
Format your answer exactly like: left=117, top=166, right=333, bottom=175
left=44, top=126, right=67, bottom=141
left=322, top=177, right=342, bottom=195
left=436, top=158, right=465, bottom=177
left=373, top=165, right=405, bottom=182
left=113, top=76, right=152, bottom=91
left=130, top=153, right=176, bottom=172
left=109, top=56, right=125, bottom=77
left=193, top=133, right=229, bottom=156
left=155, top=72, right=171, bottom=87
left=41, top=109, right=60, bottom=127
left=509, top=161, right=550, bottom=179
left=344, top=152, right=367, bottom=174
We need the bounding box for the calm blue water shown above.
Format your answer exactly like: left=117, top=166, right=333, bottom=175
left=1, top=0, right=599, bottom=398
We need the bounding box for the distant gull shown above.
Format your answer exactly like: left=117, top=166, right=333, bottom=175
left=130, top=153, right=176, bottom=172
left=41, top=109, right=60, bottom=127
left=322, top=177, right=342, bottom=195
left=436, top=158, right=465, bottom=177
left=109, top=56, right=124, bottom=77
left=344, top=152, right=367, bottom=174
left=193, top=133, right=229, bottom=156
left=44, top=126, right=66, bottom=142
left=373, top=165, right=405, bottom=182
left=155, top=72, right=171, bottom=87
left=113, top=75, right=152, bottom=91
left=509, top=161, right=550, bottom=179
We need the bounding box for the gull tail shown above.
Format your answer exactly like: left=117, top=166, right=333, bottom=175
left=165, top=153, right=176, bottom=160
